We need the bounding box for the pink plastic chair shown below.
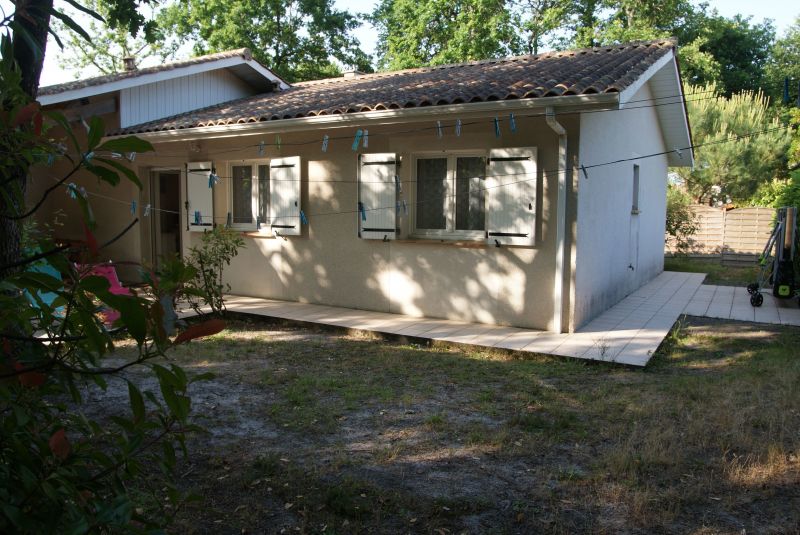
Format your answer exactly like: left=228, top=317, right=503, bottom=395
left=77, top=263, right=133, bottom=326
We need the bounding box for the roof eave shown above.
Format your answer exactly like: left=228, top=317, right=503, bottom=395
left=117, top=92, right=621, bottom=142
left=618, top=48, right=693, bottom=168
left=38, top=56, right=288, bottom=106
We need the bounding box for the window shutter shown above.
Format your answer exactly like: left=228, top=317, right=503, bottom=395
left=486, top=147, right=537, bottom=246
left=358, top=153, right=397, bottom=240
left=186, top=161, right=214, bottom=232
left=268, top=156, right=301, bottom=236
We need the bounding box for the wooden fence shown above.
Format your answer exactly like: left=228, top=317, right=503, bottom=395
left=665, top=205, right=775, bottom=264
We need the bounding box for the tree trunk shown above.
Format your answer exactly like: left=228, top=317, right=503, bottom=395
left=0, top=0, right=53, bottom=277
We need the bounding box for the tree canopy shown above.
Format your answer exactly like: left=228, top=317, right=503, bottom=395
left=158, top=0, right=372, bottom=82
left=54, top=0, right=177, bottom=76
left=372, top=0, right=518, bottom=70
left=678, top=84, right=791, bottom=205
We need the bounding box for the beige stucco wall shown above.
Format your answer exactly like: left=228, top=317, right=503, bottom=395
left=32, top=104, right=582, bottom=331
left=160, top=114, right=578, bottom=330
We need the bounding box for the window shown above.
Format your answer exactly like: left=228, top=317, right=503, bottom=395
left=632, top=164, right=640, bottom=214
left=229, top=161, right=269, bottom=228
left=414, top=154, right=486, bottom=238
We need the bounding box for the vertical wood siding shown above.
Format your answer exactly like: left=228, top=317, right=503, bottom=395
left=120, top=70, right=253, bottom=128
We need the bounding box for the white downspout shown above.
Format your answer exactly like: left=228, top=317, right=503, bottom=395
left=545, top=106, right=567, bottom=334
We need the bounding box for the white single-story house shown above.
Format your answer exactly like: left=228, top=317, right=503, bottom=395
left=33, top=39, right=693, bottom=333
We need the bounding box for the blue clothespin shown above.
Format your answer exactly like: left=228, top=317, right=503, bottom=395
left=509, top=113, right=516, bottom=133
left=194, top=211, right=201, bottom=225
left=322, top=135, right=329, bottom=152
left=395, top=175, right=402, bottom=193
left=130, top=200, right=137, bottom=215
left=402, top=200, right=408, bottom=215
left=437, top=120, right=443, bottom=139
left=300, top=210, right=308, bottom=225
left=208, top=171, right=220, bottom=188
left=363, top=129, right=369, bottom=148
left=46, top=153, right=55, bottom=166
left=494, top=117, right=501, bottom=138
left=127, top=152, right=136, bottom=162
left=455, top=119, right=462, bottom=137
left=580, top=164, right=589, bottom=180
left=66, top=183, right=78, bottom=199
left=352, top=129, right=363, bottom=151
left=84, top=151, right=94, bottom=162
left=144, top=204, right=151, bottom=217
left=358, top=201, right=367, bottom=221
left=675, top=147, right=683, bottom=159
left=275, top=135, right=281, bottom=152
left=258, top=141, right=265, bottom=157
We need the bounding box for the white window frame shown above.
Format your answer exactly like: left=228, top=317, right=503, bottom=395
left=227, top=159, right=270, bottom=231
left=411, top=150, right=488, bottom=241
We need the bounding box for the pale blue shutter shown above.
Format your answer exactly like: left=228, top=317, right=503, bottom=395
left=359, top=153, right=397, bottom=240
left=186, top=161, right=213, bottom=232
left=486, top=148, right=537, bottom=246
left=268, top=156, right=301, bottom=236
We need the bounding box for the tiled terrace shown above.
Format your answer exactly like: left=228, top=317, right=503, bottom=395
left=222, top=271, right=708, bottom=367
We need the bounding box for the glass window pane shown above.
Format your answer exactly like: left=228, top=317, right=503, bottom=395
left=455, top=157, right=485, bottom=231
left=416, top=158, right=447, bottom=230
left=232, top=165, right=253, bottom=224
left=257, top=164, right=269, bottom=225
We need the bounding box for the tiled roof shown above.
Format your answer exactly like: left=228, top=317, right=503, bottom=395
left=38, top=48, right=255, bottom=96
left=113, top=39, right=677, bottom=135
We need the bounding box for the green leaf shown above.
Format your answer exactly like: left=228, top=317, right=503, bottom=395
left=127, top=381, right=145, bottom=423
left=48, top=8, right=93, bottom=42
left=46, top=112, right=81, bottom=154
left=96, top=136, right=154, bottom=154
left=94, top=157, right=142, bottom=189
left=62, top=0, right=104, bottom=23
left=85, top=163, right=120, bottom=186
left=86, top=116, right=105, bottom=150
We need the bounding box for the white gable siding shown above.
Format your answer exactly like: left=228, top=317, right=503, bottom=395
left=574, top=82, right=668, bottom=329
left=120, top=69, right=254, bottom=128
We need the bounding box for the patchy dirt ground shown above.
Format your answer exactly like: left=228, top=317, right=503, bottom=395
left=84, top=315, right=800, bottom=534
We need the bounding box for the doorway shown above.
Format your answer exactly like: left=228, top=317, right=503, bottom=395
left=150, top=170, right=181, bottom=267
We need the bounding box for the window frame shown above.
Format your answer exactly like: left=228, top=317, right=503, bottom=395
left=410, top=150, right=488, bottom=241
left=227, top=159, right=270, bottom=231
left=631, top=163, right=641, bottom=215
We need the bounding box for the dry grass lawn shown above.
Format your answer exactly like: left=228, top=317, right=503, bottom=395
left=98, top=314, right=800, bottom=534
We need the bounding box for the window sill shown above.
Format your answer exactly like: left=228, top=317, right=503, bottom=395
left=241, top=230, right=276, bottom=239
left=398, top=236, right=490, bottom=248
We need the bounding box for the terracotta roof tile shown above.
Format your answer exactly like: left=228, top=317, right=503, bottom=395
left=113, top=39, right=676, bottom=135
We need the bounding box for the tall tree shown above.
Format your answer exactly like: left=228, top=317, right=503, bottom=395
left=695, top=14, right=775, bottom=96
left=54, top=0, right=177, bottom=77
left=765, top=17, right=800, bottom=104
left=677, top=84, right=791, bottom=205
left=512, top=0, right=572, bottom=55
left=158, top=0, right=371, bottom=82
left=372, top=0, right=518, bottom=70
left=1, top=0, right=156, bottom=273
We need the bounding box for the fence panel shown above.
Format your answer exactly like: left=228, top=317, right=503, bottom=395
left=666, top=205, right=775, bottom=264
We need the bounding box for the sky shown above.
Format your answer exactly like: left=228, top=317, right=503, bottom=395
left=14, top=0, right=800, bottom=87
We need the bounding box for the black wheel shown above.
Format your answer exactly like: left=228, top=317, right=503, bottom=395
left=750, top=293, right=764, bottom=307
left=747, top=283, right=759, bottom=295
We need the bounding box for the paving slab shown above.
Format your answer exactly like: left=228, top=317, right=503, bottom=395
left=217, top=271, right=705, bottom=367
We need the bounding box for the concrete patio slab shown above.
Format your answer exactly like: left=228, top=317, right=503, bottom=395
left=215, top=271, right=707, bottom=367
